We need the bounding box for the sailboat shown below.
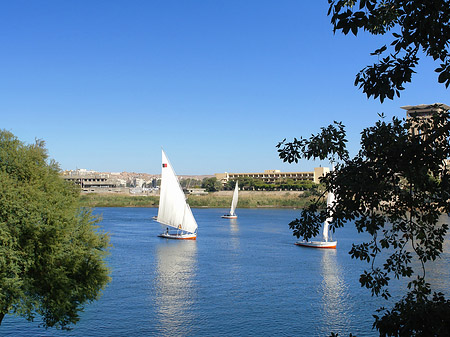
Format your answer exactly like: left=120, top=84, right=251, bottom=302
left=221, top=181, right=239, bottom=219
left=295, top=190, right=337, bottom=249
left=156, top=149, right=198, bottom=240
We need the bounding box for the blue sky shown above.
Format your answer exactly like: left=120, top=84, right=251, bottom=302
left=1, top=1, right=448, bottom=175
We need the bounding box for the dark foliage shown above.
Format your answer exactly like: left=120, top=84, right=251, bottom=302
left=278, top=106, right=450, bottom=335
left=328, top=0, right=450, bottom=102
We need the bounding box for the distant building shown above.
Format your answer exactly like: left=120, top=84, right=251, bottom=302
left=116, top=179, right=127, bottom=187
left=402, top=103, right=450, bottom=175
left=186, top=188, right=208, bottom=195
left=402, top=103, right=450, bottom=137
left=215, top=167, right=330, bottom=185
left=151, top=178, right=158, bottom=188
left=61, top=169, right=120, bottom=189
left=133, top=178, right=145, bottom=188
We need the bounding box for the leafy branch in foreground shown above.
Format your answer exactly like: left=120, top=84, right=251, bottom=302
left=328, top=0, right=450, bottom=102
left=278, top=105, right=450, bottom=335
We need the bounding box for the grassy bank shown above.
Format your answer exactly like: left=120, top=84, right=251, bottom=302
left=78, top=191, right=318, bottom=208
left=187, top=192, right=316, bottom=208
left=79, top=194, right=159, bottom=207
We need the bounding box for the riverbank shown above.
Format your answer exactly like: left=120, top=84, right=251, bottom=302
left=78, top=190, right=319, bottom=208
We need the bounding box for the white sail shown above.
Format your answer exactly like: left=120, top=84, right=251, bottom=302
left=229, top=181, right=239, bottom=216
left=295, top=166, right=337, bottom=248
left=322, top=190, right=335, bottom=242
left=157, top=150, right=198, bottom=234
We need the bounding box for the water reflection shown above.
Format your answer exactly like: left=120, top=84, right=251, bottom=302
left=154, top=241, right=198, bottom=336
left=396, top=214, right=450, bottom=295
left=422, top=214, right=450, bottom=293
left=229, top=218, right=240, bottom=252
left=229, top=218, right=239, bottom=233
left=320, top=249, right=350, bottom=333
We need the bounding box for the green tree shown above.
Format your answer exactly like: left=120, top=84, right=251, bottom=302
left=277, top=108, right=450, bottom=335
left=201, top=177, right=221, bottom=192
left=224, top=179, right=238, bottom=190
left=0, top=130, right=110, bottom=330
left=328, top=0, right=450, bottom=102
left=237, top=177, right=256, bottom=190
left=180, top=178, right=202, bottom=189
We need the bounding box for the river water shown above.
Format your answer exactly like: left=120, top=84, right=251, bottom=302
left=3, top=208, right=450, bottom=336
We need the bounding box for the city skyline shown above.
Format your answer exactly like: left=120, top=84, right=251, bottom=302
left=2, top=1, right=449, bottom=175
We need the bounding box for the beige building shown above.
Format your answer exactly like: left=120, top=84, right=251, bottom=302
left=215, top=167, right=330, bottom=185
left=402, top=103, right=450, bottom=137
left=402, top=103, right=450, bottom=174
left=61, top=170, right=120, bottom=189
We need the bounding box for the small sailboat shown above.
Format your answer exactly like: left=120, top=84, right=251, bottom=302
left=221, top=181, right=239, bottom=219
left=295, top=190, right=337, bottom=249
left=156, top=149, right=198, bottom=240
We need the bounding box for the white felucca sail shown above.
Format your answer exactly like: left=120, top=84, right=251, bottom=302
left=222, top=181, right=239, bottom=219
left=295, top=165, right=337, bottom=249
left=157, top=149, right=198, bottom=239
left=230, top=181, right=239, bottom=216
left=295, top=189, right=337, bottom=249
left=322, top=189, right=335, bottom=242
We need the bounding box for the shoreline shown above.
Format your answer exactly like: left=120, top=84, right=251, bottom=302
left=79, top=191, right=319, bottom=208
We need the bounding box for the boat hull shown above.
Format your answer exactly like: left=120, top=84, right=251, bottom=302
left=221, top=214, right=237, bottom=219
left=295, top=240, right=337, bottom=249
left=158, top=232, right=197, bottom=240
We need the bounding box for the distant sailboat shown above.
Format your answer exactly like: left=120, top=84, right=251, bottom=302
left=221, top=181, right=239, bottom=219
left=295, top=190, right=337, bottom=249
left=156, top=149, right=198, bottom=240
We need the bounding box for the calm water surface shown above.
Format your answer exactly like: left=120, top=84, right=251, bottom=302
left=3, top=208, right=450, bottom=336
